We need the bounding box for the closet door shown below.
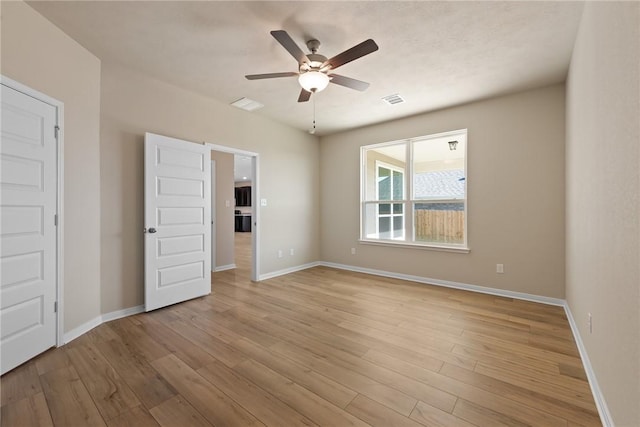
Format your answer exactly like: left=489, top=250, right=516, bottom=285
left=1, top=83, right=58, bottom=374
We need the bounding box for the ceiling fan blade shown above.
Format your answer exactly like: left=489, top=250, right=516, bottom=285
left=323, top=39, right=379, bottom=70
left=271, top=30, right=310, bottom=64
left=298, top=89, right=312, bottom=103
left=328, top=74, right=370, bottom=91
left=245, top=72, right=298, bottom=80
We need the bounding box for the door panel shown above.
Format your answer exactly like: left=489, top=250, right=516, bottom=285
left=1, top=84, right=57, bottom=375
left=144, top=133, right=211, bottom=311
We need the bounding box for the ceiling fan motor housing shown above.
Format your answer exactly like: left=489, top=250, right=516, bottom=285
left=300, top=53, right=328, bottom=72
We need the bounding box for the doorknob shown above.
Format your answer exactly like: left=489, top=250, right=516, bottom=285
left=147, top=227, right=157, bottom=234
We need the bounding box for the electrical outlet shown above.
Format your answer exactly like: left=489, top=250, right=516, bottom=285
left=351, top=247, right=356, bottom=255
left=496, top=263, right=504, bottom=274
left=290, top=248, right=294, bottom=256
left=261, top=198, right=267, bottom=206
left=277, top=250, right=283, bottom=258
left=225, top=200, right=231, bottom=208
left=588, top=313, right=592, bottom=334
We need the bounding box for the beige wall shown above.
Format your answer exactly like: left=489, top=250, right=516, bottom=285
left=320, top=85, right=566, bottom=298
left=1, top=2, right=102, bottom=332
left=100, top=62, right=320, bottom=313
left=211, top=150, right=235, bottom=269
left=566, top=2, right=640, bottom=425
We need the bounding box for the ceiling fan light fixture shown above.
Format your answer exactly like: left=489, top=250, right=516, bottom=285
left=298, top=71, right=330, bottom=93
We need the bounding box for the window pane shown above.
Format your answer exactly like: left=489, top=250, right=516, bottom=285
left=365, top=144, right=406, bottom=201
left=392, top=170, right=403, bottom=200
left=413, top=137, right=466, bottom=200
left=364, top=203, right=378, bottom=238
left=379, top=217, right=391, bottom=239
left=414, top=202, right=464, bottom=244
left=378, top=167, right=391, bottom=200
left=393, top=216, right=403, bottom=239
left=364, top=202, right=404, bottom=241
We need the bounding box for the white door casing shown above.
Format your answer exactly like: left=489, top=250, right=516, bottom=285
left=210, top=160, right=216, bottom=271
left=144, top=133, right=211, bottom=311
left=1, top=83, right=58, bottom=374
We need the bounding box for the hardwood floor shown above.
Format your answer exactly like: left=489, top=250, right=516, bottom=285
left=1, top=232, right=601, bottom=426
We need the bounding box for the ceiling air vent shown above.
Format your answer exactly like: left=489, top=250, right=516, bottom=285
left=381, top=94, right=405, bottom=105
left=231, top=97, right=264, bottom=112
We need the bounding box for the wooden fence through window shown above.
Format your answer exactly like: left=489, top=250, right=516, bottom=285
left=414, top=209, right=464, bottom=243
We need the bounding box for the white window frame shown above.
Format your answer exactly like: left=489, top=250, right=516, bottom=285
left=360, top=129, right=469, bottom=252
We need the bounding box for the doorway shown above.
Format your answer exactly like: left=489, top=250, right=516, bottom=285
left=233, top=155, right=253, bottom=273
left=208, top=144, right=259, bottom=282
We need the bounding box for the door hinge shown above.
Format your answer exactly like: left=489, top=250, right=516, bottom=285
left=54, top=125, right=60, bottom=139
left=54, top=214, right=58, bottom=226
left=54, top=301, right=58, bottom=313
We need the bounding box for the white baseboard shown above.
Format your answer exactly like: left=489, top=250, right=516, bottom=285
left=214, top=264, right=236, bottom=272
left=102, top=305, right=145, bottom=323
left=318, top=261, right=565, bottom=306
left=563, top=303, right=613, bottom=426
left=63, top=315, right=102, bottom=344
left=258, top=261, right=321, bottom=281
left=63, top=305, right=144, bottom=344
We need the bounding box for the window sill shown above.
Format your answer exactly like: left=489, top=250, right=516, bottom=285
left=359, top=239, right=470, bottom=254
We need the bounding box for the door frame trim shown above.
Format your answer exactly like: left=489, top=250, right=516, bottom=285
left=205, top=143, right=259, bottom=282
left=1, top=75, right=65, bottom=347
left=210, top=160, right=217, bottom=271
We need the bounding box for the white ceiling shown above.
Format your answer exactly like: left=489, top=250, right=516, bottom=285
left=28, top=1, right=584, bottom=136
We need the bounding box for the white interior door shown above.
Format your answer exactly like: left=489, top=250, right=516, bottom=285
left=144, top=133, right=211, bottom=311
left=1, top=84, right=58, bottom=374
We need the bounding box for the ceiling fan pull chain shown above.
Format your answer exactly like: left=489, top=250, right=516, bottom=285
left=310, top=95, right=317, bottom=134
left=313, top=95, right=317, bottom=133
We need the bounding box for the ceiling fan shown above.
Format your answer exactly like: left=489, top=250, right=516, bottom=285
left=245, top=30, right=379, bottom=102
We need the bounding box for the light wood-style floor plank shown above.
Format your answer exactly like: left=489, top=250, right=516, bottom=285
left=105, top=405, right=160, bottom=427
left=39, top=366, right=107, bottom=427
left=233, top=358, right=369, bottom=427
left=410, top=400, right=478, bottom=427
left=65, top=343, right=141, bottom=421
left=0, top=392, right=54, bottom=427
left=0, top=361, right=42, bottom=407
left=94, top=335, right=177, bottom=409
left=151, top=353, right=264, bottom=427
left=0, top=232, right=601, bottom=426
left=231, top=337, right=359, bottom=409
left=197, top=359, right=318, bottom=427
left=148, top=395, right=212, bottom=427
left=345, top=394, right=424, bottom=427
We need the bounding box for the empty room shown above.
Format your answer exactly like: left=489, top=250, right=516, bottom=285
left=1, top=1, right=638, bottom=426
